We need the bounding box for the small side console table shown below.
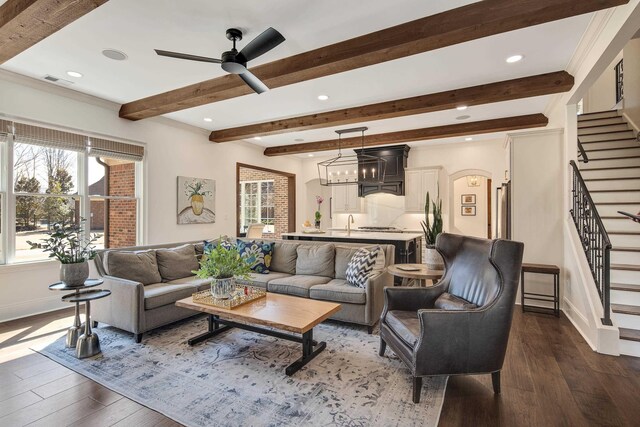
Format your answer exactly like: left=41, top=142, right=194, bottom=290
left=62, top=289, right=111, bottom=359
left=520, top=263, right=560, bottom=317
left=49, top=279, right=111, bottom=358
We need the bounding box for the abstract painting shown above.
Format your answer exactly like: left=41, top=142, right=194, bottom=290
left=177, top=176, right=216, bottom=224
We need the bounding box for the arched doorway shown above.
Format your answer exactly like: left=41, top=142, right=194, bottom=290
left=448, top=169, right=492, bottom=238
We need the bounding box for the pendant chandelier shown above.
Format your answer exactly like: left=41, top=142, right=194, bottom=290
left=317, top=127, right=386, bottom=186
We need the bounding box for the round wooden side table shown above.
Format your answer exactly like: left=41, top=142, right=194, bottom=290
left=387, top=264, right=444, bottom=287
left=62, top=289, right=111, bottom=359
left=49, top=279, right=104, bottom=348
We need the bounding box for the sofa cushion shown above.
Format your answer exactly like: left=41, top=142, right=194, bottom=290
left=434, top=292, right=478, bottom=310
left=345, top=246, right=382, bottom=288
left=237, top=272, right=292, bottom=289
left=309, top=279, right=366, bottom=304
left=267, top=275, right=332, bottom=298
left=144, top=282, right=196, bottom=310
left=237, top=240, right=274, bottom=274
left=385, top=310, right=420, bottom=347
left=296, top=244, right=335, bottom=277
left=335, top=245, right=386, bottom=279
left=167, top=275, right=212, bottom=292
left=155, top=244, right=199, bottom=281
left=104, top=249, right=162, bottom=285
left=270, top=242, right=298, bottom=274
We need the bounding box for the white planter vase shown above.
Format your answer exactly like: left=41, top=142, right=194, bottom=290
left=425, top=246, right=444, bottom=271
left=211, top=277, right=236, bottom=299
left=60, top=261, right=89, bottom=287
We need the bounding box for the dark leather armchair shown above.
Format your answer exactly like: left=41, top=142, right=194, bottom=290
left=379, top=233, right=524, bottom=403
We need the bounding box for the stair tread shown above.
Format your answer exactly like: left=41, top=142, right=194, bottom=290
left=578, top=111, right=621, bottom=118
left=589, top=189, right=640, bottom=192
left=584, top=177, right=640, bottom=181
left=611, top=283, right=640, bottom=292
left=578, top=123, right=629, bottom=130
left=578, top=130, right=633, bottom=136
left=619, top=328, right=640, bottom=342
left=581, top=166, right=640, bottom=171
left=584, top=146, right=640, bottom=153
left=612, top=247, right=640, bottom=252
left=579, top=155, right=640, bottom=161
left=595, top=202, right=640, bottom=205
left=612, top=303, right=640, bottom=315
left=608, top=231, right=640, bottom=235
left=602, top=216, right=631, bottom=219
left=581, top=138, right=637, bottom=144
left=611, top=263, right=640, bottom=271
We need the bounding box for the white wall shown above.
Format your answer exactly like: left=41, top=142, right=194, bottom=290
left=583, top=51, right=623, bottom=113
left=0, top=71, right=303, bottom=321
left=452, top=176, right=488, bottom=238
left=623, top=38, right=640, bottom=128
left=299, top=139, right=507, bottom=233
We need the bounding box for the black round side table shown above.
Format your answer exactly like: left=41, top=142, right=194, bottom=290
left=62, top=289, right=111, bottom=359
left=49, top=279, right=103, bottom=349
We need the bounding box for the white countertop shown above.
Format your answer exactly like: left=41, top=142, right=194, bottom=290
left=282, top=231, right=423, bottom=241
left=328, top=228, right=423, bottom=233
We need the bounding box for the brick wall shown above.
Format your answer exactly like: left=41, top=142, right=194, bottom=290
left=239, top=167, right=289, bottom=239
left=108, top=163, right=136, bottom=247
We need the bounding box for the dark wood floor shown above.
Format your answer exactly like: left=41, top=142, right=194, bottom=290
left=0, top=307, right=638, bottom=426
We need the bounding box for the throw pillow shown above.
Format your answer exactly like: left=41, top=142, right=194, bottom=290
left=434, top=292, right=478, bottom=310
left=103, top=249, right=162, bottom=285
left=237, top=240, right=274, bottom=274
left=155, top=244, right=199, bottom=281
left=296, top=244, right=335, bottom=277
left=345, top=246, right=382, bottom=288
left=270, top=242, right=298, bottom=274
left=335, top=245, right=386, bottom=279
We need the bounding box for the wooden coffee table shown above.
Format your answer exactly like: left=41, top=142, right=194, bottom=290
left=176, top=293, right=341, bottom=376
left=387, top=263, right=444, bottom=287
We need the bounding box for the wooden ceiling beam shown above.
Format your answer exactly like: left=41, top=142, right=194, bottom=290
left=0, top=0, right=108, bottom=64
left=263, top=114, right=549, bottom=156
left=119, top=0, right=627, bottom=121
left=210, top=71, right=573, bottom=142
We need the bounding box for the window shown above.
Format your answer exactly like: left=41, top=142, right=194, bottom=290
left=240, top=180, right=275, bottom=234
left=0, top=119, right=144, bottom=264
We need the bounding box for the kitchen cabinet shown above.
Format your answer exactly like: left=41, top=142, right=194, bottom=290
left=405, top=168, right=440, bottom=212
left=332, top=185, right=363, bottom=213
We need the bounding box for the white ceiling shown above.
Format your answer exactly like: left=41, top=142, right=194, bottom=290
left=1, top=0, right=594, bottom=153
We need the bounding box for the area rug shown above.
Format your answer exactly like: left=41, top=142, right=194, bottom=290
left=35, top=317, right=447, bottom=427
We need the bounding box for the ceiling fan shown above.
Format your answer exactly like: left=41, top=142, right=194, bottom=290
left=155, top=27, right=285, bottom=94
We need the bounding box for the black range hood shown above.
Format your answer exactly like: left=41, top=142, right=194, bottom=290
left=354, top=144, right=410, bottom=197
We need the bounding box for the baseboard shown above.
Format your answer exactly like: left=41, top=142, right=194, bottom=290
left=0, top=294, right=67, bottom=323
left=562, top=297, right=597, bottom=351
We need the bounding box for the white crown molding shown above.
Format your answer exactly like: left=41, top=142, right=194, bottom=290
left=0, top=69, right=211, bottom=137
left=506, top=127, right=564, bottom=139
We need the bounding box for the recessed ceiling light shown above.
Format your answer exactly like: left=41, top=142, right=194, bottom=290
left=253, top=136, right=262, bottom=141
left=203, top=117, right=213, bottom=122
left=465, top=137, right=473, bottom=141
left=308, top=154, right=314, bottom=157
left=317, top=95, right=329, bottom=101
left=506, top=54, right=524, bottom=64
left=294, top=138, right=305, bottom=142
left=66, top=71, right=83, bottom=78
left=456, top=115, right=471, bottom=120
left=456, top=106, right=468, bottom=111
left=102, top=49, right=128, bottom=61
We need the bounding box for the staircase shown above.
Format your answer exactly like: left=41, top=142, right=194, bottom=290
left=578, top=109, right=640, bottom=357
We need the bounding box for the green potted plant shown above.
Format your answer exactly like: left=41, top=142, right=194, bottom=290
left=185, top=180, right=211, bottom=216
left=29, top=219, right=100, bottom=286
left=420, top=192, right=445, bottom=270
left=193, top=241, right=252, bottom=299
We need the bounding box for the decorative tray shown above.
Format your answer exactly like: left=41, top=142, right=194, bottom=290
left=192, top=286, right=266, bottom=309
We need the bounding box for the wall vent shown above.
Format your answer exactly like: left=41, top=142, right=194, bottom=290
left=43, top=75, right=74, bottom=85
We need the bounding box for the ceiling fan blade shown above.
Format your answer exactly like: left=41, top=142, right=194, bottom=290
left=238, top=27, right=285, bottom=62
left=154, top=49, right=221, bottom=64
left=239, top=70, right=269, bottom=94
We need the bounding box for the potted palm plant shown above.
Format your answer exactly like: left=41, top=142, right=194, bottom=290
left=29, top=219, right=100, bottom=287
left=193, top=241, right=252, bottom=299
left=421, top=192, right=445, bottom=270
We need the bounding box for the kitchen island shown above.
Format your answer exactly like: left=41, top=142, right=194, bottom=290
left=281, top=231, right=422, bottom=265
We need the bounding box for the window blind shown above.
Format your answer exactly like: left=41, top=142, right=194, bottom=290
left=1, top=119, right=144, bottom=160
left=14, top=122, right=86, bottom=152
left=89, top=137, right=144, bottom=161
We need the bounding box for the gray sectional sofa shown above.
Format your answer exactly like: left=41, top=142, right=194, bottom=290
left=92, top=239, right=394, bottom=342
